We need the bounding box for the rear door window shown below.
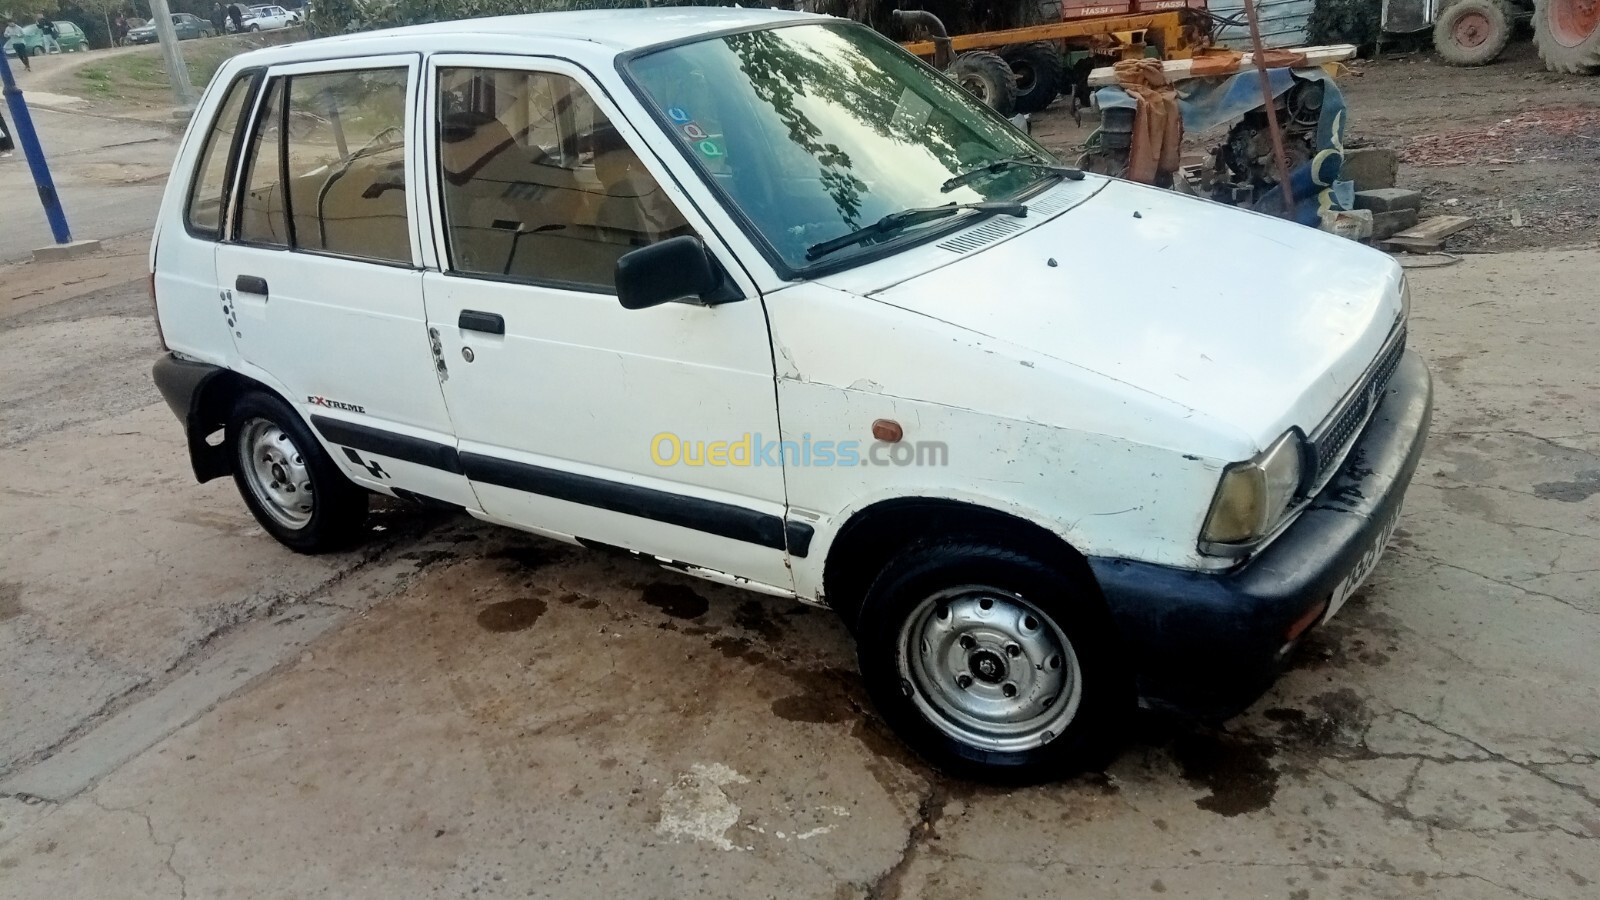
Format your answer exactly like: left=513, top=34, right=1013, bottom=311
left=236, top=78, right=288, bottom=246
left=283, top=68, right=412, bottom=264
left=231, top=64, right=414, bottom=264
left=185, top=71, right=258, bottom=239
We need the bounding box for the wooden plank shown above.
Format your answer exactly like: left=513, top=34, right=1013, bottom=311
left=900, top=13, right=1181, bottom=57
left=1086, top=44, right=1357, bottom=86
left=1380, top=215, right=1475, bottom=252
left=1387, top=215, right=1474, bottom=243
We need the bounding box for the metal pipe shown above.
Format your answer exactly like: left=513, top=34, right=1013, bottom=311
left=146, top=0, right=196, bottom=108
left=0, top=51, right=71, bottom=244
left=1241, top=0, right=1295, bottom=216
left=891, top=9, right=954, bottom=69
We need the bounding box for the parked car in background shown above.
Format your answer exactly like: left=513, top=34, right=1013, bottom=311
left=2, top=21, right=88, bottom=56
left=248, top=6, right=296, bottom=30
left=49, top=21, right=88, bottom=51
left=126, top=13, right=216, bottom=44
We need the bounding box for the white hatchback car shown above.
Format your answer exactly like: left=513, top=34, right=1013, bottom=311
left=248, top=5, right=294, bottom=30
left=150, top=8, right=1431, bottom=779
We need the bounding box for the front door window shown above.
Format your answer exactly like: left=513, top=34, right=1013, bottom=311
left=434, top=67, right=692, bottom=290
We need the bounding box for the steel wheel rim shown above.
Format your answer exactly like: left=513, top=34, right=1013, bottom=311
left=1453, top=11, right=1492, bottom=48
left=897, top=586, right=1082, bottom=753
left=1552, top=0, right=1600, bottom=46
left=238, top=418, right=314, bottom=529
left=956, top=74, right=993, bottom=103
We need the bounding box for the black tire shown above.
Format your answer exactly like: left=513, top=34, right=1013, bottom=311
left=1434, top=0, right=1514, bottom=66
left=227, top=391, right=368, bottom=553
left=947, top=51, right=1017, bottom=117
left=1533, top=0, right=1600, bottom=73
left=1003, top=42, right=1064, bottom=114
left=855, top=539, right=1132, bottom=782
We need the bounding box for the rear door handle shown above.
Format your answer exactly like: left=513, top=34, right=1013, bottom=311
left=235, top=275, right=269, bottom=297
left=459, top=310, right=505, bottom=335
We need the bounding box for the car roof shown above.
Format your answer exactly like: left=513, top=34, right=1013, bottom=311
left=380, top=8, right=812, bottom=50
left=232, top=8, right=820, bottom=65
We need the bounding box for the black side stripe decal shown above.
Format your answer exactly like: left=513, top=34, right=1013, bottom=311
left=310, top=416, right=809, bottom=556
left=310, top=415, right=462, bottom=474
left=460, top=452, right=790, bottom=552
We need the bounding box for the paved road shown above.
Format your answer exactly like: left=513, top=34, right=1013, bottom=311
left=0, top=105, right=176, bottom=264
left=0, top=248, right=1597, bottom=898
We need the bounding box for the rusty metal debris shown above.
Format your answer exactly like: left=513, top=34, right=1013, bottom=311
left=1401, top=107, right=1600, bottom=167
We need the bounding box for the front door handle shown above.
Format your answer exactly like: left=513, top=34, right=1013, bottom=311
left=235, top=275, right=269, bottom=297
left=459, top=310, right=505, bottom=335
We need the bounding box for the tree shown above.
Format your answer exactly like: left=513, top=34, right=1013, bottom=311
left=309, top=0, right=741, bottom=36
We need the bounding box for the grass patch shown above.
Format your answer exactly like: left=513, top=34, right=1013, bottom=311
left=74, top=37, right=258, bottom=106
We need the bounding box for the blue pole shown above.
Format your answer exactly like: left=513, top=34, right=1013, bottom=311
left=0, top=49, right=73, bottom=244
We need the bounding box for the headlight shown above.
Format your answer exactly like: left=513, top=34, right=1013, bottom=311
left=1200, top=430, right=1305, bottom=549
left=1399, top=276, right=1411, bottom=323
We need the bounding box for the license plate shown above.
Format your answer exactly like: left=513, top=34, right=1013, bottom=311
left=1322, top=507, right=1401, bottom=623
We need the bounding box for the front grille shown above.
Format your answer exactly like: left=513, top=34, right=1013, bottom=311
left=1308, top=328, right=1406, bottom=481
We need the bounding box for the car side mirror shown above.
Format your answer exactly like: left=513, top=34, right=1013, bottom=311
left=615, top=236, right=743, bottom=311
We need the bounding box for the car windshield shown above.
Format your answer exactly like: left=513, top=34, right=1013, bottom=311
left=625, top=22, right=1054, bottom=273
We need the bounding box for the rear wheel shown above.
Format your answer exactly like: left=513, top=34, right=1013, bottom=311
left=855, top=539, right=1132, bottom=781
left=1435, top=0, right=1514, bottom=66
left=1003, top=42, right=1064, bottom=114
left=228, top=392, right=367, bottom=553
left=947, top=51, right=1018, bottom=117
left=1533, top=0, right=1600, bottom=73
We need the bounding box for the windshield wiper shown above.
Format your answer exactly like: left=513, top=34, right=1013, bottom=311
left=804, top=201, right=1027, bottom=262
left=940, top=155, right=1085, bottom=194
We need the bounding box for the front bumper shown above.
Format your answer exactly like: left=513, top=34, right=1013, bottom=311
left=1088, top=350, right=1433, bottom=719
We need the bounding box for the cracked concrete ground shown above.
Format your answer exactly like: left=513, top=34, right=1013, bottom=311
left=1, top=245, right=1597, bottom=899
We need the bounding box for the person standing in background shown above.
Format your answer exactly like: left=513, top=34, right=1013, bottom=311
left=35, top=11, right=59, bottom=53
left=4, top=18, right=30, bottom=71
left=210, top=2, right=226, bottom=37
left=114, top=12, right=129, bottom=45
left=226, top=2, right=243, bottom=33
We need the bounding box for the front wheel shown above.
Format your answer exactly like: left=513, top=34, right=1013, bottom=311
left=228, top=392, right=367, bottom=553
left=856, top=539, right=1132, bottom=781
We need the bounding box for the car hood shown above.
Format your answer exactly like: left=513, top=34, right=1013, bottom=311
left=862, top=178, right=1405, bottom=450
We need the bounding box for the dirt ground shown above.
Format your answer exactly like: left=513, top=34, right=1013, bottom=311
left=2, top=32, right=1599, bottom=900
left=1029, top=40, right=1600, bottom=255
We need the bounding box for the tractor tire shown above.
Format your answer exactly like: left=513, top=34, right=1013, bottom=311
left=1434, top=0, right=1514, bottom=66
left=1003, top=42, right=1064, bottom=114
left=948, top=51, right=1018, bottom=117
left=1533, top=0, right=1600, bottom=73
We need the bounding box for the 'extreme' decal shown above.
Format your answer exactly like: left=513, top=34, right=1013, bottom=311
left=308, top=395, right=366, bottom=414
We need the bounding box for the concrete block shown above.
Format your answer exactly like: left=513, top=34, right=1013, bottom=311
left=32, top=239, right=103, bottom=262
left=1355, top=188, right=1424, bottom=213
left=1320, top=208, right=1373, bottom=241
left=1341, top=148, right=1399, bottom=192
left=1371, top=208, right=1421, bottom=241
